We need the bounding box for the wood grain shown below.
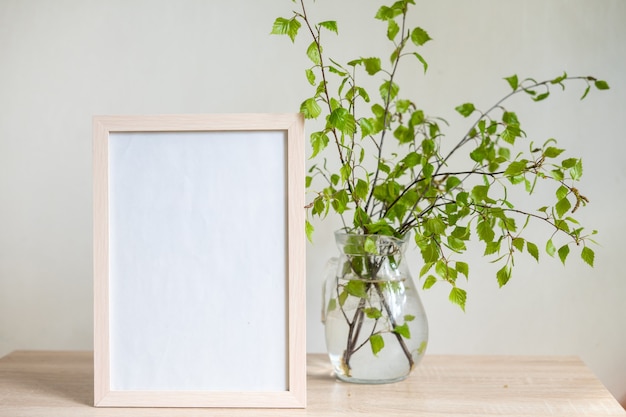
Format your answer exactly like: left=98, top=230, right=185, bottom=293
left=1, top=351, right=624, bottom=416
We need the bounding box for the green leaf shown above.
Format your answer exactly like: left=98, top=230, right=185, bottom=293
left=306, top=41, right=321, bottom=65
left=359, top=118, right=376, bottom=137
left=445, top=176, right=462, bottom=192
left=555, top=197, right=572, bottom=218
left=527, top=241, right=539, bottom=262
left=456, top=191, right=470, bottom=206
left=594, top=80, right=610, bottom=90
left=484, top=240, right=501, bottom=256
left=580, top=85, right=591, bottom=100
left=330, top=65, right=348, bottom=77
left=501, top=125, right=522, bottom=144
left=305, top=219, right=314, bottom=242
left=470, top=146, right=486, bottom=162
left=362, top=57, right=382, bottom=75
left=561, top=158, right=578, bottom=169
left=401, top=151, right=420, bottom=168
left=271, top=17, right=301, bottom=42
left=370, top=334, right=385, bottom=355
left=305, top=68, right=316, bottom=85
left=300, top=97, right=321, bottom=119
left=340, top=163, right=352, bottom=183
left=544, top=146, right=564, bottom=158
left=424, top=217, right=446, bottom=235
left=496, top=265, right=511, bottom=287
left=551, top=71, right=567, bottom=85
left=404, top=314, right=416, bottom=322
left=499, top=215, right=517, bottom=232
left=558, top=244, right=570, bottom=264
left=505, top=160, right=528, bottom=177
left=364, top=236, right=378, bottom=254
left=375, top=5, right=402, bottom=20
left=309, top=131, right=329, bottom=158
left=396, top=99, right=412, bottom=113
left=364, top=307, right=382, bottom=320
left=546, top=239, right=556, bottom=257
left=504, top=74, right=519, bottom=90
left=447, top=236, right=466, bottom=252
left=328, top=108, right=356, bottom=136
left=436, top=260, right=456, bottom=282
left=410, top=27, right=431, bottom=46
left=570, top=159, right=583, bottom=180
left=373, top=184, right=389, bottom=202
left=471, top=184, right=490, bottom=203
left=554, top=219, right=570, bottom=233
left=346, top=279, right=368, bottom=298
left=354, top=207, right=371, bottom=229
left=393, top=323, right=411, bottom=339
left=524, top=88, right=537, bottom=97
left=418, top=340, right=428, bottom=355
left=318, top=20, right=338, bottom=34
left=551, top=169, right=565, bottom=181
left=448, top=287, right=467, bottom=311
left=423, top=162, right=435, bottom=179
left=270, top=17, right=289, bottom=35
left=371, top=103, right=386, bottom=118
left=367, top=221, right=396, bottom=237
left=357, top=87, right=371, bottom=103
left=380, top=81, right=399, bottom=101
left=477, top=219, right=495, bottom=243
left=338, top=289, right=348, bottom=306
left=512, top=237, right=525, bottom=252
left=423, top=275, right=437, bottom=289
left=316, top=80, right=327, bottom=96
left=581, top=246, right=595, bottom=267
left=332, top=189, right=349, bottom=214
left=417, top=235, right=440, bottom=262
left=503, top=109, right=519, bottom=123
left=326, top=298, right=336, bottom=313
left=456, top=261, right=469, bottom=279
left=388, top=46, right=400, bottom=64
left=394, top=125, right=413, bottom=143
left=455, top=102, right=475, bottom=117
left=419, top=262, right=434, bottom=277
left=354, top=179, right=369, bottom=202
left=412, top=52, right=428, bottom=73
left=387, top=19, right=400, bottom=40
left=311, top=196, right=325, bottom=216
left=556, top=185, right=569, bottom=200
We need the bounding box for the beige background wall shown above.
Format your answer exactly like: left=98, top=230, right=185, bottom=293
left=1, top=0, right=624, bottom=405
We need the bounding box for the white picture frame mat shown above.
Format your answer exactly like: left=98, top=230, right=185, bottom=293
left=108, top=131, right=288, bottom=391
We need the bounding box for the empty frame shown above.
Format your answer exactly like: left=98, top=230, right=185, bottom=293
left=93, top=114, right=306, bottom=408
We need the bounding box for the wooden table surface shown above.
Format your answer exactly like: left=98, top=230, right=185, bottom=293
left=0, top=350, right=624, bottom=416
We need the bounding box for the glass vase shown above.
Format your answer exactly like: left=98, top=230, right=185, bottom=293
left=322, top=232, right=428, bottom=384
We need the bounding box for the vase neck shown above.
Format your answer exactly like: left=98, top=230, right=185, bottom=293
left=334, top=233, right=408, bottom=257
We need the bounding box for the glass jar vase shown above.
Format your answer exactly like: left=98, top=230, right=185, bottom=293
left=322, top=232, right=428, bottom=384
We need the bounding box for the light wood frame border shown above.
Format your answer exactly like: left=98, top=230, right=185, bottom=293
left=93, top=114, right=306, bottom=408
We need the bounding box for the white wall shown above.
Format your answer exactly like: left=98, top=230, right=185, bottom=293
left=1, top=0, right=624, bottom=405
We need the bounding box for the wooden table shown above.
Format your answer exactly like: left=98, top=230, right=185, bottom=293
left=0, top=351, right=624, bottom=416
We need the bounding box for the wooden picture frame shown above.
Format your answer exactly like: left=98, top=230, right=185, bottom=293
left=93, top=114, right=306, bottom=408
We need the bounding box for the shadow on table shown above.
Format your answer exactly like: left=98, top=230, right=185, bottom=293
left=306, top=354, right=336, bottom=383
left=0, top=351, right=94, bottom=407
